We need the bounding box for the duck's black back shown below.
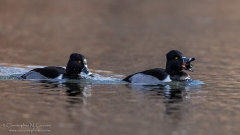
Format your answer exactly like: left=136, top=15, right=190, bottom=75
left=21, top=66, right=66, bottom=79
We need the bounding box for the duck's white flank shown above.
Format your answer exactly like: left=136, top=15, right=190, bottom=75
left=24, top=71, right=63, bottom=79
left=129, top=73, right=172, bottom=83
left=24, top=71, right=49, bottom=79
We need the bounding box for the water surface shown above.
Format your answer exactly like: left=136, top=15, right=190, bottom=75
left=1, top=0, right=240, bottom=135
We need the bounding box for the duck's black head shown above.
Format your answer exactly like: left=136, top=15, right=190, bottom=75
left=166, top=50, right=195, bottom=75
left=66, top=53, right=93, bottom=77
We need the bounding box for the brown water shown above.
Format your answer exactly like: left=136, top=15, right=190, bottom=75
left=1, top=0, right=240, bottom=135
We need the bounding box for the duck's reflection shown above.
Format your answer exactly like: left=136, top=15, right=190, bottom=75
left=65, top=83, right=92, bottom=105
left=125, top=84, right=194, bottom=116
left=30, top=80, right=93, bottom=125
left=65, top=83, right=92, bottom=97
left=33, top=80, right=92, bottom=105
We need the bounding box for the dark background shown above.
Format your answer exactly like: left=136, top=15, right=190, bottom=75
left=1, top=0, right=239, bottom=75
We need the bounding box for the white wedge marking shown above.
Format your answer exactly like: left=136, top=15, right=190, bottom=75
left=55, top=74, right=63, bottom=79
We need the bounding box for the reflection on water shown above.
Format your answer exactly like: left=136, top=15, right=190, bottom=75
left=1, top=66, right=240, bottom=135
left=27, top=80, right=93, bottom=105
left=126, top=83, right=202, bottom=116
left=2, top=0, right=240, bottom=134
left=65, top=83, right=91, bottom=97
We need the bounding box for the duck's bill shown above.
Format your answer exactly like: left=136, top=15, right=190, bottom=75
left=82, top=66, right=94, bottom=77
left=182, top=57, right=196, bottom=72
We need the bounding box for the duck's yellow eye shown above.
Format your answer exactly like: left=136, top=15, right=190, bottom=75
left=78, top=60, right=81, bottom=63
left=175, top=57, right=178, bottom=60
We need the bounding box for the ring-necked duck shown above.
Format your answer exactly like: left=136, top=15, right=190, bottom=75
left=21, top=53, right=93, bottom=79
left=123, top=50, right=195, bottom=83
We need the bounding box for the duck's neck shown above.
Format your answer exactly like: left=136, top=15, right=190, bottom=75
left=169, top=71, right=190, bottom=81
left=65, top=62, right=81, bottom=79
left=166, top=68, right=181, bottom=76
